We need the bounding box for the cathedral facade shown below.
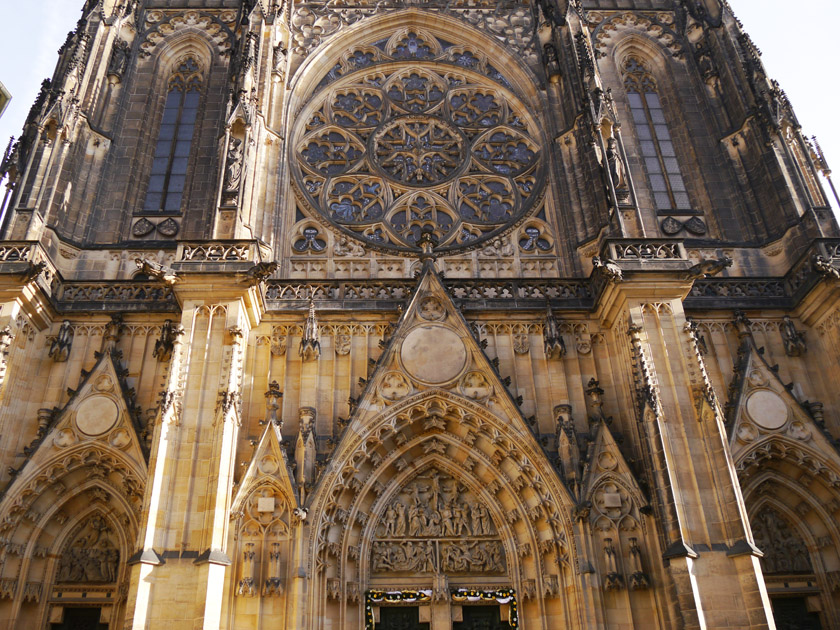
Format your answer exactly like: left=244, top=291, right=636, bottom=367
left=0, top=0, right=838, bottom=628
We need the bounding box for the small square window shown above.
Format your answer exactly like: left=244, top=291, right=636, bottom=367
left=654, top=192, right=673, bottom=210
left=645, top=157, right=662, bottom=174
left=650, top=174, right=667, bottom=192
left=164, top=192, right=183, bottom=211
left=143, top=192, right=162, bottom=211
left=640, top=141, right=657, bottom=157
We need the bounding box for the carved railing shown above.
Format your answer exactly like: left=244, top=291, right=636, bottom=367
left=176, top=240, right=266, bottom=264
left=603, top=239, right=687, bottom=262
left=55, top=282, right=178, bottom=312
left=264, top=279, right=593, bottom=309
left=689, top=279, right=786, bottom=299
left=0, top=242, right=35, bottom=262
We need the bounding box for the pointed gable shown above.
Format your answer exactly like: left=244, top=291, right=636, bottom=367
left=5, top=350, right=147, bottom=497
left=727, top=340, right=840, bottom=470
left=232, top=421, right=298, bottom=515
left=345, top=261, right=533, bottom=435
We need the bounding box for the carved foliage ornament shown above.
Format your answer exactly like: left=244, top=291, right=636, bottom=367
left=292, top=31, right=544, bottom=254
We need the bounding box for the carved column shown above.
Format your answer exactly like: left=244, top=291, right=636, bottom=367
left=596, top=275, right=773, bottom=630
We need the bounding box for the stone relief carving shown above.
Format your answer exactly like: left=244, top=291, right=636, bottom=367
left=513, top=333, right=530, bottom=355
left=418, top=296, right=446, bottom=322
left=56, top=515, right=120, bottom=583
left=752, top=508, right=812, bottom=574
left=371, top=470, right=506, bottom=575
left=459, top=371, right=493, bottom=402
left=334, top=333, right=352, bottom=356
left=379, top=372, right=412, bottom=402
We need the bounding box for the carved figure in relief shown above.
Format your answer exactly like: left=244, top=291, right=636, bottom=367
left=334, top=235, right=365, bottom=257
left=49, top=320, right=73, bottom=362
left=481, top=237, right=514, bottom=258
left=153, top=319, right=181, bottom=362
left=781, top=315, right=807, bottom=357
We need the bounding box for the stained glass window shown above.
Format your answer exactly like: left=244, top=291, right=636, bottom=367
left=143, top=57, right=202, bottom=213
left=623, top=57, right=691, bottom=213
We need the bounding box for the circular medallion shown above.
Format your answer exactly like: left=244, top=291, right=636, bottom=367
left=746, top=390, right=788, bottom=430
left=75, top=396, right=120, bottom=436
left=400, top=325, right=467, bottom=384
left=371, top=115, right=466, bottom=186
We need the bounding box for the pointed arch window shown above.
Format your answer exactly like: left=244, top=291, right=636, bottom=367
left=143, top=57, right=202, bottom=213
left=622, top=57, right=691, bottom=212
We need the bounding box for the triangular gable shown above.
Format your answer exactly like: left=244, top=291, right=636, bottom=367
left=581, top=420, right=643, bottom=504
left=2, top=350, right=147, bottom=501
left=344, top=261, right=535, bottom=438
left=727, top=340, right=840, bottom=467
left=232, top=421, right=299, bottom=514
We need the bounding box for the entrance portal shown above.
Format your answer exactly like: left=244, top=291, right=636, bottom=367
left=51, top=607, right=107, bottom=630
left=379, top=605, right=430, bottom=630
left=454, top=605, right=508, bottom=630
left=771, top=597, right=822, bottom=630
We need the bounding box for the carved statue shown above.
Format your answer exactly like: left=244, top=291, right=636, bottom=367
left=273, top=43, right=287, bottom=78
left=135, top=257, right=179, bottom=286
left=606, top=137, right=630, bottom=202
left=685, top=256, right=733, bottom=280
left=49, top=320, right=73, bottom=363
left=781, top=315, right=807, bottom=357
left=107, top=39, right=131, bottom=82
left=153, top=319, right=182, bottom=362
left=224, top=138, right=244, bottom=193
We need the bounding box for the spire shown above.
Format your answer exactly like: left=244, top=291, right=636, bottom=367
left=299, top=299, right=320, bottom=362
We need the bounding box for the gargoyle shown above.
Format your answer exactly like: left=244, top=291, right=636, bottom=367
left=813, top=254, right=840, bottom=280
left=685, top=256, right=733, bottom=280
left=236, top=261, right=278, bottom=287
left=135, top=258, right=179, bottom=286
left=592, top=256, right=623, bottom=283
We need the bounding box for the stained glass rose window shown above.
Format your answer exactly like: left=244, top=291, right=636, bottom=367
left=291, top=29, right=545, bottom=253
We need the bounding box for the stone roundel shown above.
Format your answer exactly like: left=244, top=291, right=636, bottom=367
left=746, top=389, right=788, bottom=430
left=75, top=395, right=120, bottom=436
left=400, top=325, right=467, bottom=384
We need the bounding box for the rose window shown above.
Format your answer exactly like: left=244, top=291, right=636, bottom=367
left=291, top=30, right=546, bottom=253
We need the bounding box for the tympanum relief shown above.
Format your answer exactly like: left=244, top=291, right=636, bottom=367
left=371, top=470, right=506, bottom=575
left=55, top=515, right=120, bottom=584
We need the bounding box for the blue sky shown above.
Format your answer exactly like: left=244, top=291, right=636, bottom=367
left=0, top=1, right=837, bottom=211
